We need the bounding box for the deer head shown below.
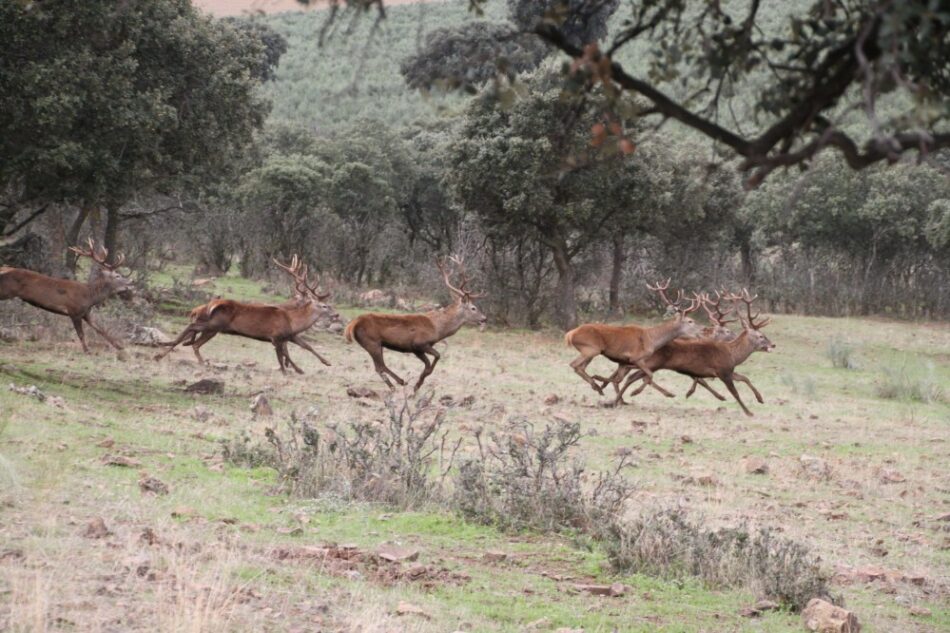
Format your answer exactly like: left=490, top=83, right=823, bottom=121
left=727, top=289, right=775, bottom=352
left=647, top=278, right=702, bottom=338
left=273, top=255, right=338, bottom=322
left=437, top=255, right=487, bottom=326
left=69, top=238, right=133, bottom=297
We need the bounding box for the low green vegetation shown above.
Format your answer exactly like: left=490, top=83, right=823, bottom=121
left=0, top=307, right=946, bottom=631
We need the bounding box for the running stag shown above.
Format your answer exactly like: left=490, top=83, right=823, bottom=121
left=616, top=289, right=775, bottom=415
left=0, top=239, right=131, bottom=352
left=156, top=256, right=336, bottom=373
left=344, top=256, right=487, bottom=391
left=565, top=279, right=703, bottom=397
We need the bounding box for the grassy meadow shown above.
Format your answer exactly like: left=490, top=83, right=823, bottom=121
left=0, top=271, right=948, bottom=632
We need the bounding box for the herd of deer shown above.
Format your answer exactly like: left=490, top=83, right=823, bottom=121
left=0, top=242, right=773, bottom=415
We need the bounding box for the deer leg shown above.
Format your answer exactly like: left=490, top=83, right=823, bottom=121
left=271, top=340, right=287, bottom=374
left=685, top=380, right=699, bottom=398
left=570, top=349, right=605, bottom=395
left=733, top=372, right=764, bottom=403
left=412, top=351, right=433, bottom=392
left=720, top=373, right=753, bottom=416
left=281, top=341, right=305, bottom=375
left=189, top=331, right=216, bottom=364
left=687, top=378, right=727, bottom=401
left=155, top=323, right=203, bottom=360
left=364, top=345, right=405, bottom=389
left=70, top=317, right=90, bottom=353
left=83, top=314, right=123, bottom=350
left=615, top=369, right=647, bottom=405
left=632, top=361, right=675, bottom=398
left=290, top=334, right=331, bottom=367
left=423, top=344, right=441, bottom=370
left=592, top=364, right=632, bottom=395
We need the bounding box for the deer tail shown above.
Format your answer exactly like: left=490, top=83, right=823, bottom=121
left=343, top=318, right=358, bottom=343
left=564, top=327, right=578, bottom=347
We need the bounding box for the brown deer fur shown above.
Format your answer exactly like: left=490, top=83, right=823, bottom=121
left=594, top=291, right=739, bottom=398
left=615, top=290, right=774, bottom=415
left=344, top=257, right=486, bottom=391
left=565, top=280, right=702, bottom=397
left=0, top=239, right=132, bottom=352
left=155, top=256, right=336, bottom=373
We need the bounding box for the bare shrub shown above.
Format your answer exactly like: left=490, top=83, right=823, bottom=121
left=453, top=419, right=635, bottom=533
left=599, top=507, right=831, bottom=610
left=875, top=362, right=944, bottom=403
left=224, top=394, right=460, bottom=509
left=827, top=337, right=859, bottom=369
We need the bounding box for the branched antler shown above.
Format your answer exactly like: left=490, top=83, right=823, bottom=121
left=698, top=291, right=737, bottom=327
left=69, top=238, right=125, bottom=270
left=725, top=288, right=771, bottom=330
left=647, top=278, right=700, bottom=315
left=437, top=255, right=486, bottom=301
left=274, top=255, right=331, bottom=301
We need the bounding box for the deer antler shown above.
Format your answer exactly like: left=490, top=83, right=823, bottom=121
left=437, top=255, right=486, bottom=301
left=646, top=278, right=674, bottom=307
left=69, top=238, right=124, bottom=270
left=726, top=288, right=771, bottom=330
left=273, top=255, right=331, bottom=301
left=698, top=291, right=737, bottom=327
left=648, top=279, right=698, bottom=316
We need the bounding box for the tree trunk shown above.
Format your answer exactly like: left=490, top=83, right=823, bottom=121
left=103, top=206, right=120, bottom=264
left=739, top=236, right=755, bottom=285
left=608, top=230, right=625, bottom=318
left=64, top=205, right=92, bottom=274
left=549, top=236, right=578, bottom=331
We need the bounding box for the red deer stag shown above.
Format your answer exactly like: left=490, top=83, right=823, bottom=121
left=155, top=256, right=336, bottom=373
left=565, top=279, right=703, bottom=397
left=615, top=289, right=774, bottom=415
left=595, top=290, right=740, bottom=398
left=0, top=239, right=132, bottom=352
left=344, top=256, right=487, bottom=391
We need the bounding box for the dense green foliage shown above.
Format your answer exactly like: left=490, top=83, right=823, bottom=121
left=3, top=0, right=948, bottom=322
left=530, top=0, right=950, bottom=181
left=449, top=68, right=739, bottom=327
left=747, top=156, right=950, bottom=315
left=400, top=21, right=547, bottom=91
left=0, top=0, right=273, bottom=262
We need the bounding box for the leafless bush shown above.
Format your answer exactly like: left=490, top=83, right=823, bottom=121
left=599, top=507, right=831, bottom=610
left=876, top=362, right=944, bottom=403
left=453, top=418, right=635, bottom=533
left=224, top=394, right=460, bottom=509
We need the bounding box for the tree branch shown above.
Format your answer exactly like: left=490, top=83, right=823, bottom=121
left=2, top=204, right=50, bottom=237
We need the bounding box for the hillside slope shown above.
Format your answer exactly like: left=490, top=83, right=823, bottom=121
left=260, top=0, right=508, bottom=130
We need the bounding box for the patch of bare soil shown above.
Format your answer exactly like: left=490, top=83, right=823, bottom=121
left=271, top=543, right=471, bottom=589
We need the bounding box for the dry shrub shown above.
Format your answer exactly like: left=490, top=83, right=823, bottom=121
left=827, top=337, right=859, bottom=369
left=452, top=418, right=635, bottom=533
left=224, top=394, right=459, bottom=509
left=875, top=362, right=944, bottom=403
left=599, top=507, right=831, bottom=610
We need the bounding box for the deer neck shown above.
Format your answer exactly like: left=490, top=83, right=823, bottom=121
left=647, top=318, right=687, bottom=351
left=426, top=302, right=467, bottom=341
left=86, top=269, right=117, bottom=307
left=286, top=300, right=320, bottom=333
left=725, top=331, right=756, bottom=366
